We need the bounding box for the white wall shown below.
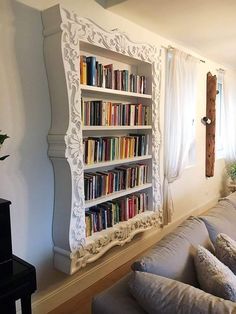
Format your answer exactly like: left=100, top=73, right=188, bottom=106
left=0, top=0, right=235, bottom=297
left=0, top=0, right=66, bottom=290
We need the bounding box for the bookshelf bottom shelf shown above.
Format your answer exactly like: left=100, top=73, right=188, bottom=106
left=81, top=211, right=160, bottom=266
left=53, top=210, right=161, bottom=274
left=86, top=210, right=153, bottom=241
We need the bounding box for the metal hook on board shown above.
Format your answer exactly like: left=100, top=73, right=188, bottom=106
left=201, top=116, right=212, bottom=126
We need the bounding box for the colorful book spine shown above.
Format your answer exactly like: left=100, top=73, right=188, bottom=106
left=104, top=64, right=113, bottom=89
left=122, top=70, right=129, bottom=91
left=85, top=212, right=94, bottom=237
left=80, top=55, right=87, bottom=84
left=86, top=56, right=96, bottom=86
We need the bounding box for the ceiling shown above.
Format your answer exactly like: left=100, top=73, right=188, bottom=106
left=99, top=0, right=236, bottom=70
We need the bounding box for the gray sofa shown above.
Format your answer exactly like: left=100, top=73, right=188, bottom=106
left=92, top=192, right=236, bottom=314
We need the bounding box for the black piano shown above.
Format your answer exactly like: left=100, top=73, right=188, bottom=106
left=0, top=199, right=36, bottom=314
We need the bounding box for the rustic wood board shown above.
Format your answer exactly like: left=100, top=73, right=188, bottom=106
left=206, top=72, right=217, bottom=177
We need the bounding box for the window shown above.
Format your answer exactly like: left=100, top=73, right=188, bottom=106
left=216, top=70, right=225, bottom=158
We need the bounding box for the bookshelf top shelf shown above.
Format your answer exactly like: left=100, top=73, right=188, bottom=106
left=80, top=41, right=152, bottom=65
left=80, top=85, right=152, bottom=99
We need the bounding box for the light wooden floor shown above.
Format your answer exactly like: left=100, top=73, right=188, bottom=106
left=49, top=254, right=141, bottom=314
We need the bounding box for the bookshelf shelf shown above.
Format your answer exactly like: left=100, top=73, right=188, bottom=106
left=85, top=183, right=152, bottom=208
left=80, top=84, right=152, bottom=99
left=84, top=155, right=152, bottom=170
left=86, top=210, right=153, bottom=242
left=42, top=4, right=162, bottom=274
left=82, top=126, right=152, bottom=131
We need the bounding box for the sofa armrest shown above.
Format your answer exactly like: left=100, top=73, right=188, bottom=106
left=220, top=191, right=236, bottom=209
left=92, top=273, right=145, bottom=314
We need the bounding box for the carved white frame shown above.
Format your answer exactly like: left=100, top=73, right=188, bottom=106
left=46, top=6, right=162, bottom=274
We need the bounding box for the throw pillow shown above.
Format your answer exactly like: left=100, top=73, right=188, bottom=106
left=216, top=233, right=236, bottom=274
left=129, top=271, right=236, bottom=314
left=194, top=245, right=236, bottom=301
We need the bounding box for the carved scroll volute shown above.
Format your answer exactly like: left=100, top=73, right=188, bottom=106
left=206, top=72, right=217, bottom=177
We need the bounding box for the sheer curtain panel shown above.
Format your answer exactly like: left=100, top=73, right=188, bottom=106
left=223, top=71, right=236, bottom=163
left=163, top=49, right=198, bottom=225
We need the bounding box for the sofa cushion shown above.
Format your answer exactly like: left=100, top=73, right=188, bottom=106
left=200, top=200, right=236, bottom=245
left=129, top=271, right=236, bottom=314
left=216, top=233, right=236, bottom=274
left=132, top=217, right=213, bottom=287
left=92, top=273, right=145, bottom=314
left=194, top=246, right=236, bottom=301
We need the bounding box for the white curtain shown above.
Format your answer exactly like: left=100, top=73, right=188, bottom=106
left=163, top=49, right=198, bottom=225
left=223, top=71, right=236, bottom=163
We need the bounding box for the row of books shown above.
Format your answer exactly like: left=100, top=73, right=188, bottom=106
left=80, top=55, right=147, bottom=94
left=85, top=192, right=148, bottom=236
left=83, top=134, right=149, bottom=165
left=81, top=100, right=150, bottom=126
left=84, top=163, right=149, bottom=201
left=130, top=74, right=146, bottom=94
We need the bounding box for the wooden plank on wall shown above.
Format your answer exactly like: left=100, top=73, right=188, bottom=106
left=206, top=72, right=217, bottom=177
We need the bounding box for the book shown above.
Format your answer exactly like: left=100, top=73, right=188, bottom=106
left=86, top=56, right=96, bottom=86
left=97, top=63, right=104, bottom=87
left=85, top=211, right=94, bottom=237
left=104, top=64, right=113, bottom=89
left=122, top=70, right=129, bottom=91
left=80, top=55, right=87, bottom=84
left=114, top=70, right=122, bottom=90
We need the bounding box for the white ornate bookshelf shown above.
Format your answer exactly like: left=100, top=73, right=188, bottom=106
left=42, top=4, right=162, bottom=274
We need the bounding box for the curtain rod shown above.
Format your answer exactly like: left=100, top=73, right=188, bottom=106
left=161, top=45, right=206, bottom=63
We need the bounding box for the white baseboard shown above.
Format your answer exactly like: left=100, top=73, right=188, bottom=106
left=32, top=196, right=218, bottom=314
